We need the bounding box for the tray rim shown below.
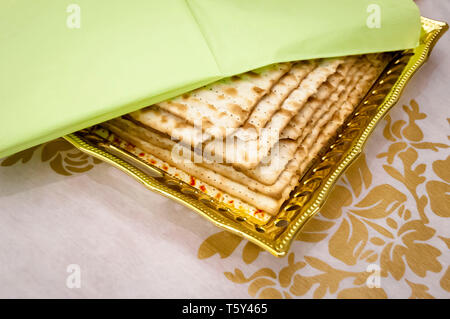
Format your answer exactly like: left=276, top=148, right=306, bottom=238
left=64, top=17, right=448, bottom=257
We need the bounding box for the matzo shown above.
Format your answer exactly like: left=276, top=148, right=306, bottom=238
left=203, top=58, right=345, bottom=169
left=130, top=61, right=314, bottom=147
left=157, top=62, right=292, bottom=138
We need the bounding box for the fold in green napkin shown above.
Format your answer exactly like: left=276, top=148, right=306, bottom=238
left=0, top=0, right=420, bottom=158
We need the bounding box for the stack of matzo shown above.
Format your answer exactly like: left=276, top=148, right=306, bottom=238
left=103, top=53, right=390, bottom=215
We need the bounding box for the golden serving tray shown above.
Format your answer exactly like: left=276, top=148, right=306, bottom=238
left=64, top=17, right=447, bottom=257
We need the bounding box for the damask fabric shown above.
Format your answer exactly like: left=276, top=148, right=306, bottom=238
left=0, top=1, right=448, bottom=299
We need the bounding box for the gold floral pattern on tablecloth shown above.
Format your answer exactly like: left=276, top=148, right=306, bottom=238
left=197, top=99, right=450, bottom=299
left=1, top=138, right=102, bottom=176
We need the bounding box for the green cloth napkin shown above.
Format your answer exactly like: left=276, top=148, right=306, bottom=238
left=0, top=0, right=421, bottom=158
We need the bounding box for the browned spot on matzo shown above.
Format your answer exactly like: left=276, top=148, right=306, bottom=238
left=168, top=102, right=188, bottom=113
left=207, top=104, right=217, bottom=111
left=225, top=87, right=238, bottom=96
left=252, top=86, right=265, bottom=94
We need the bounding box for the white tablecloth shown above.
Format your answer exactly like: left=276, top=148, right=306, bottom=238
left=0, top=0, right=448, bottom=298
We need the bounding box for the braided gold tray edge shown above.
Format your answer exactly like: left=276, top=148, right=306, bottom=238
left=64, top=17, right=447, bottom=257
